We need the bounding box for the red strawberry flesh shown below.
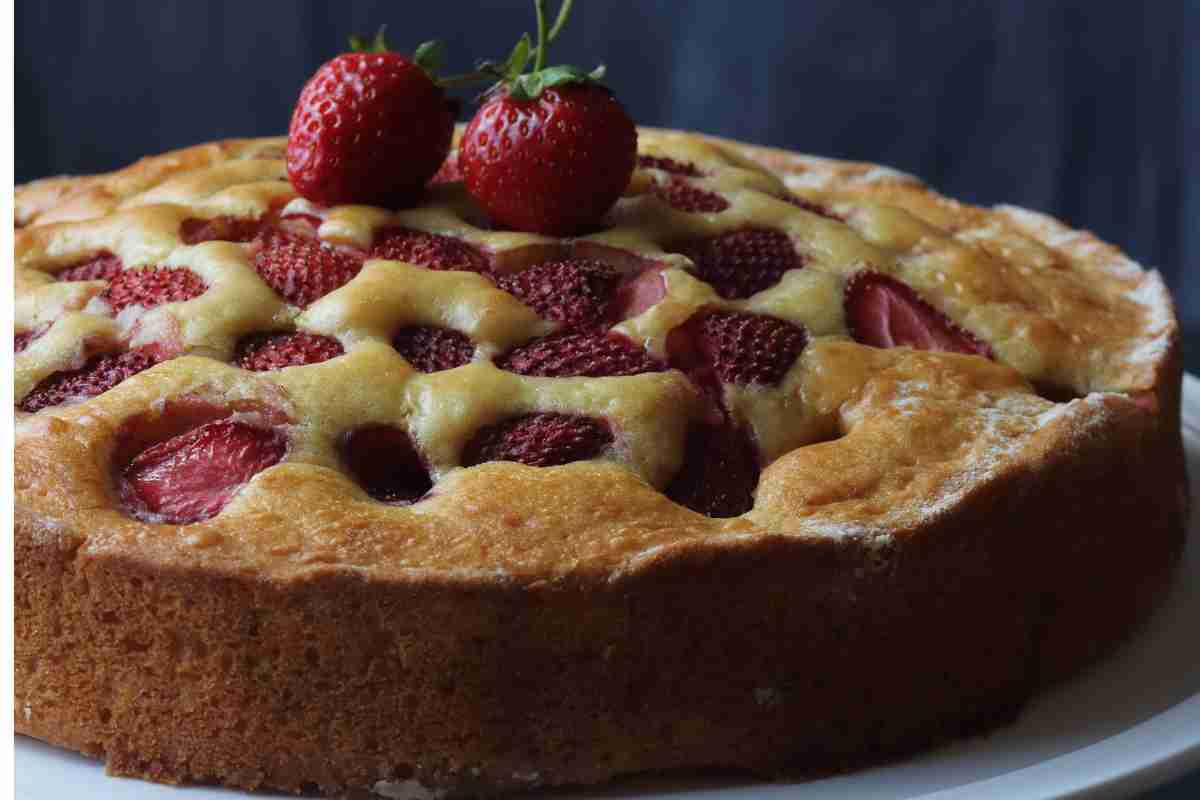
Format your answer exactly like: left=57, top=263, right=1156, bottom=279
left=610, top=267, right=667, bottom=321
left=497, top=330, right=663, bottom=378
left=667, top=310, right=807, bottom=388
left=341, top=425, right=432, bottom=503
left=844, top=271, right=992, bottom=357
left=180, top=216, right=263, bottom=245
left=254, top=230, right=364, bottom=308
left=370, top=227, right=490, bottom=273
left=462, top=413, right=612, bottom=468
left=19, top=348, right=161, bottom=412
left=235, top=331, right=344, bottom=371
left=666, top=422, right=759, bottom=518
left=638, top=155, right=702, bottom=176
left=654, top=179, right=729, bottom=213
left=58, top=253, right=123, bottom=283
left=15, top=329, right=44, bottom=353
left=102, top=267, right=206, bottom=314
left=120, top=419, right=286, bottom=524
left=674, top=227, right=804, bottom=299
left=495, top=259, right=619, bottom=328
left=392, top=326, right=474, bottom=373
left=782, top=195, right=843, bottom=222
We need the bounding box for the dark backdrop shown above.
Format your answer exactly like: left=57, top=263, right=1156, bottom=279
left=13, top=6, right=1200, bottom=795
left=16, top=1, right=1200, bottom=370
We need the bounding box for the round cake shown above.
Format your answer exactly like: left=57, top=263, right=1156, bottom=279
left=14, top=128, right=1187, bottom=797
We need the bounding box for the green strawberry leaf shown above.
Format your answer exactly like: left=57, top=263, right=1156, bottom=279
left=507, top=64, right=606, bottom=101
left=505, top=34, right=533, bottom=82
left=349, top=26, right=390, bottom=54
left=413, top=40, right=446, bottom=73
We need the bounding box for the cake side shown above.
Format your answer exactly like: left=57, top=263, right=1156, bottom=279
left=15, top=387, right=1183, bottom=796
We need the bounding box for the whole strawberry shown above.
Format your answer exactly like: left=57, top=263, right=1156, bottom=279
left=459, top=1, right=637, bottom=235
left=287, top=32, right=455, bottom=207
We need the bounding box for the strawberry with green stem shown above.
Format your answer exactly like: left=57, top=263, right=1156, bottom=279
left=459, top=0, right=638, bottom=235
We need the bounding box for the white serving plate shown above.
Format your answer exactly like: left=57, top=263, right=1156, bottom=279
left=17, top=377, right=1200, bottom=799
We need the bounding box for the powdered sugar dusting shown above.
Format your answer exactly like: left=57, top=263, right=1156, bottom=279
left=1122, top=272, right=1174, bottom=366
left=996, top=204, right=1145, bottom=281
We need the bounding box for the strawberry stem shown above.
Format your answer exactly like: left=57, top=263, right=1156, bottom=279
left=348, top=26, right=390, bottom=54
left=532, top=0, right=574, bottom=72
left=546, top=0, right=574, bottom=43
left=416, top=0, right=592, bottom=100
left=534, top=0, right=548, bottom=72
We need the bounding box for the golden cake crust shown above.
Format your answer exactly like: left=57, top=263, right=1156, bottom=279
left=14, top=129, right=1187, bottom=796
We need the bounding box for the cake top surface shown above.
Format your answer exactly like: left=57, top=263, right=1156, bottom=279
left=14, top=128, right=1176, bottom=580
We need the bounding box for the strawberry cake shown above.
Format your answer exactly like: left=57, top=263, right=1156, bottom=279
left=14, top=128, right=1187, bottom=796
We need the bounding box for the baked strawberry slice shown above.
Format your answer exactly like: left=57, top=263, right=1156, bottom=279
left=673, top=227, right=804, bottom=300
left=120, top=419, right=287, bottom=524
left=341, top=425, right=432, bottom=503
left=57, top=252, right=124, bottom=283
left=102, top=267, right=207, bottom=314
left=495, top=259, right=620, bottom=329
left=638, top=155, right=702, bottom=176
left=610, top=267, right=668, bottom=321
left=844, top=271, right=992, bottom=357
left=370, top=227, right=490, bottom=274
left=653, top=180, right=729, bottom=213
left=666, top=423, right=759, bottom=518
left=180, top=215, right=264, bottom=245
left=781, top=195, right=843, bottom=222
left=462, top=413, right=612, bottom=468
left=667, top=310, right=807, bottom=388
left=497, top=329, right=663, bottom=378
left=19, top=348, right=161, bottom=412
left=392, top=326, right=474, bottom=373
left=235, top=331, right=344, bottom=371
left=15, top=328, right=45, bottom=354
left=253, top=229, right=364, bottom=308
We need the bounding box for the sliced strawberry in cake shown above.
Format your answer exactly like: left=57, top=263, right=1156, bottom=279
left=666, top=422, right=759, bottom=518
left=57, top=252, right=124, bottom=282
left=120, top=419, right=287, bottom=523
left=673, top=227, right=804, bottom=299
left=392, top=326, right=475, bottom=373
left=341, top=425, right=432, bottom=503
left=370, top=227, right=490, bottom=273
left=462, top=413, right=613, bottom=468
left=19, top=348, right=162, bottom=412
left=254, top=230, right=364, bottom=308
left=497, top=330, right=663, bottom=378
left=235, top=331, right=344, bottom=371
left=668, top=310, right=807, bottom=389
left=494, top=259, right=620, bottom=329
left=102, top=267, right=207, bottom=313
left=844, top=271, right=991, bottom=357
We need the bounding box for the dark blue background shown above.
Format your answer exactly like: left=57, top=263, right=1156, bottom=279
left=14, top=3, right=1200, bottom=795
